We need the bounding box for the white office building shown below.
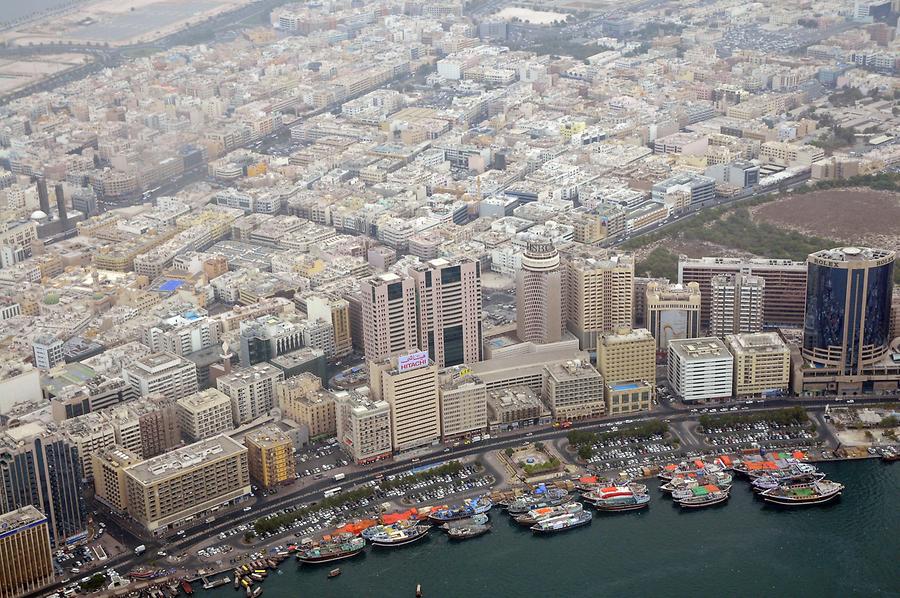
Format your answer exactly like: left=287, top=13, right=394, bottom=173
left=667, top=338, right=734, bottom=403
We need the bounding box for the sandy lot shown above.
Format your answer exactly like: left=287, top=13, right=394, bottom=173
left=752, top=188, right=900, bottom=246
left=0, top=53, right=88, bottom=93
left=2, top=0, right=250, bottom=47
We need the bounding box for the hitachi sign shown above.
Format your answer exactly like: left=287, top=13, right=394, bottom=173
left=397, top=350, right=429, bottom=373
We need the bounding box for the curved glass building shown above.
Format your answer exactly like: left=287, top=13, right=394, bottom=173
left=802, top=247, right=895, bottom=374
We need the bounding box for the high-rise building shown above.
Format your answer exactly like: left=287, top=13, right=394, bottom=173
left=516, top=240, right=564, bottom=344
left=124, top=435, right=250, bottom=535
left=57, top=412, right=117, bottom=481
left=802, top=247, right=895, bottom=375
left=597, top=328, right=656, bottom=414
left=334, top=392, right=392, bottom=464
left=0, top=505, right=54, bottom=598
left=724, top=332, right=791, bottom=397
left=369, top=351, right=440, bottom=452
left=678, top=256, right=807, bottom=328
left=123, top=352, right=199, bottom=401
left=646, top=281, right=701, bottom=351
left=130, top=394, right=181, bottom=458
left=92, top=447, right=141, bottom=515
left=216, top=363, right=284, bottom=425
left=633, top=276, right=668, bottom=327
left=564, top=248, right=634, bottom=349
left=276, top=373, right=336, bottom=438
left=437, top=366, right=487, bottom=440
left=244, top=426, right=294, bottom=489
left=36, top=179, right=50, bottom=217
left=709, top=273, right=765, bottom=336
left=0, top=423, right=87, bottom=546
left=176, top=389, right=234, bottom=442
left=31, top=334, right=64, bottom=371
left=409, top=257, right=483, bottom=367
left=667, top=338, right=734, bottom=403
left=306, top=294, right=353, bottom=358
left=54, top=183, right=67, bottom=225
left=541, top=359, right=605, bottom=421
left=360, top=272, right=417, bottom=362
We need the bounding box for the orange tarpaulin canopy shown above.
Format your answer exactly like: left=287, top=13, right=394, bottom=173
left=334, top=519, right=376, bottom=535
left=381, top=508, right=419, bottom=524
left=792, top=451, right=806, bottom=460
left=579, top=476, right=598, bottom=484
left=719, top=455, right=732, bottom=466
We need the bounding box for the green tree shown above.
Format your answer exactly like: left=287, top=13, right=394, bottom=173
left=504, top=447, right=514, bottom=458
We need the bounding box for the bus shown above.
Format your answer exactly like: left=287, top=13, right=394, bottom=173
left=323, top=487, right=342, bottom=498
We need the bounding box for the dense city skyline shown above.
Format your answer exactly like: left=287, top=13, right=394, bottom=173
left=0, top=0, right=897, bottom=596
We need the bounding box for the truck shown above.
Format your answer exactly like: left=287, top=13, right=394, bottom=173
left=333, top=473, right=345, bottom=482
left=134, top=545, right=146, bottom=556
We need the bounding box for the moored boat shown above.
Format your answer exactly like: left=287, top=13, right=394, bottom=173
left=751, top=471, right=824, bottom=493
left=530, top=508, right=592, bottom=533
left=514, top=502, right=583, bottom=525
left=505, top=488, right=572, bottom=514
left=659, top=459, right=730, bottom=481
left=760, top=480, right=844, bottom=506
left=447, top=522, right=492, bottom=540
left=584, top=486, right=650, bottom=512
left=181, top=580, right=193, bottom=595
left=296, top=534, right=366, bottom=564
left=676, top=484, right=730, bottom=509
left=328, top=568, right=341, bottom=579
left=439, top=513, right=488, bottom=530
left=428, top=496, right=492, bottom=522
left=369, top=524, right=430, bottom=547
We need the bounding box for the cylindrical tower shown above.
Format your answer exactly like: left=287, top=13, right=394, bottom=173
left=802, top=247, right=895, bottom=374
left=516, top=240, right=564, bottom=344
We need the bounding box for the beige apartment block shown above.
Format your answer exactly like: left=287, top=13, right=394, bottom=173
left=125, top=435, right=250, bottom=534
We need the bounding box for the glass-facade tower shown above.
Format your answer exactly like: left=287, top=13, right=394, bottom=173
left=802, top=247, right=895, bottom=374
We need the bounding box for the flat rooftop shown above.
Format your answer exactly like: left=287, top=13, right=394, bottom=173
left=600, top=328, right=653, bottom=345
left=0, top=505, right=47, bottom=535
left=669, top=338, right=732, bottom=361
left=125, top=435, right=245, bottom=485
left=725, top=332, right=789, bottom=355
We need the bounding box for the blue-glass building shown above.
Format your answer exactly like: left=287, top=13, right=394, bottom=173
left=0, top=426, right=86, bottom=547
left=802, top=247, right=895, bottom=374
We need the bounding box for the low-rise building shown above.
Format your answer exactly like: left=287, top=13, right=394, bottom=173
left=485, top=386, right=549, bottom=430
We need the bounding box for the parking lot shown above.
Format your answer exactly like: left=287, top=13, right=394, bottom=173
left=584, top=432, right=684, bottom=479
left=699, top=420, right=818, bottom=453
